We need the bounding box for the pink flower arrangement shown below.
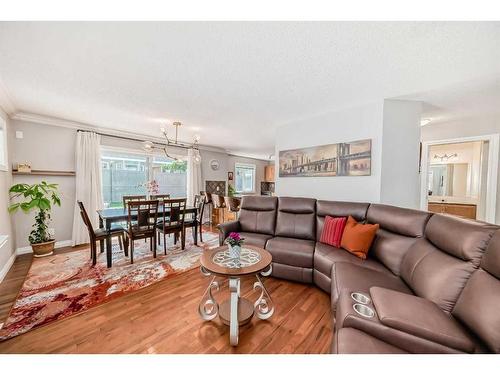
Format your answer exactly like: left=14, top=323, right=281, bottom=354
left=226, top=232, right=244, bottom=247
left=140, top=180, right=159, bottom=195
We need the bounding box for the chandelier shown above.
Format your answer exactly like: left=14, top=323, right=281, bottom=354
left=141, top=121, right=202, bottom=164
left=433, top=153, right=458, bottom=162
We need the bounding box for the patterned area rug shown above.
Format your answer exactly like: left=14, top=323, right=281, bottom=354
left=0, top=229, right=219, bottom=341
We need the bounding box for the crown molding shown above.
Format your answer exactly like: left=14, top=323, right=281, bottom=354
left=11, top=112, right=226, bottom=153
left=0, top=77, right=16, bottom=114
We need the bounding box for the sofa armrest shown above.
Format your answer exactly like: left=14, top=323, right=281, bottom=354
left=370, top=287, right=474, bottom=353
left=217, top=220, right=241, bottom=246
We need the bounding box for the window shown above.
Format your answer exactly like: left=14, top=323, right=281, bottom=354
left=235, top=163, right=256, bottom=193
left=100, top=148, right=187, bottom=208
left=0, top=117, right=7, bottom=172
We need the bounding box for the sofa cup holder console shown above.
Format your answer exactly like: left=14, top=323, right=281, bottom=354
left=353, top=303, right=375, bottom=318
left=351, top=292, right=371, bottom=305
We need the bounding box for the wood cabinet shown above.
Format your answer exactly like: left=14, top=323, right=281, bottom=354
left=211, top=207, right=237, bottom=226
left=428, top=202, right=477, bottom=220
left=264, top=165, right=275, bottom=182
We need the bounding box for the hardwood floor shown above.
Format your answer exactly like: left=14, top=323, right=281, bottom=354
left=0, top=240, right=333, bottom=354
left=0, top=254, right=32, bottom=323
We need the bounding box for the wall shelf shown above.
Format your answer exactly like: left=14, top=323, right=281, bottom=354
left=12, top=169, right=76, bottom=177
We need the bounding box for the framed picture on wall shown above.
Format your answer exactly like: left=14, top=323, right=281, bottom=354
left=227, top=171, right=234, bottom=181
left=278, top=138, right=371, bottom=177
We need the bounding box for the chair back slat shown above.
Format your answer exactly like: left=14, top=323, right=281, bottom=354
left=161, top=198, right=187, bottom=229
left=77, top=201, right=95, bottom=235
left=122, top=195, right=147, bottom=208
left=150, top=194, right=171, bottom=201
left=224, top=196, right=241, bottom=212
left=204, top=191, right=212, bottom=204
left=127, top=199, right=159, bottom=233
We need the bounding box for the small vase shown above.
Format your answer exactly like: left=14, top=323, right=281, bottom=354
left=228, top=244, right=241, bottom=259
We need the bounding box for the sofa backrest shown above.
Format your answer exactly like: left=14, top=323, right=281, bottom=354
left=452, top=230, right=500, bottom=353
left=275, top=197, right=316, bottom=240
left=316, top=200, right=370, bottom=240
left=366, top=204, right=431, bottom=275
left=239, top=196, right=278, bottom=235
left=400, top=214, right=497, bottom=313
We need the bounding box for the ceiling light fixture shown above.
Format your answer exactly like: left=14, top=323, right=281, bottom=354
left=420, top=118, right=432, bottom=126
left=141, top=121, right=202, bottom=164
left=434, top=153, right=458, bottom=161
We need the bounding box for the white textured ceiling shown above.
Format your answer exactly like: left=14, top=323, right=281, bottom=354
left=0, top=22, right=499, bottom=159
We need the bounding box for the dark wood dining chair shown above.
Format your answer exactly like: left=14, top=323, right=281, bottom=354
left=224, top=196, right=241, bottom=219
left=156, top=198, right=187, bottom=253
left=77, top=201, right=127, bottom=266
left=125, top=200, right=159, bottom=264
left=150, top=194, right=171, bottom=201
left=184, top=195, right=206, bottom=244
left=122, top=195, right=147, bottom=208
left=211, top=193, right=226, bottom=223
left=203, top=191, right=213, bottom=225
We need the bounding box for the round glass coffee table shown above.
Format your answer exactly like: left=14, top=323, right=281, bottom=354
left=198, top=245, right=274, bottom=346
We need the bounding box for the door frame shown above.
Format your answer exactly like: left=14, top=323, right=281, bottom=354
left=420, top=134, right=499, bottom=223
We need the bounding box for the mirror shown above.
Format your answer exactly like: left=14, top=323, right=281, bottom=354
left=428, top=163, right=469, bottom=197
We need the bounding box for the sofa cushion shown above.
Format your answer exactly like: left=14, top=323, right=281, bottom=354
left=425, top=214, right=496, bottom=263
left=316, top=200, right=370, bottom=239
left=272, top=263, right=313, bottom=283
left=239, top=196, right=277, bottom=235
left=238, top=232, right=273, bottom=248
left=341, top=216, right=379, bottom=259
left=370, top=287, right=475, bottom=353
left=366, top=204, right=431, bottom=275
left=331, top=262, right=412, bottom=310
left=369, top=228, right=420, bottom=276
left=367, top=204, right=431, bottom=238
left=400, top=239, right=479, bottom=313
left=265, top=236, right=315, bottom=268
left=275, top=197, right=316, bottom=240
left=319, top=215, right=346, bottom=247
left=314, top=242, right=387, bottom=278
left=400, top=216, right=497, bottom=313
left=452, top=230, right=500, bottom=353
left=332, top=327, right=407, bottom=354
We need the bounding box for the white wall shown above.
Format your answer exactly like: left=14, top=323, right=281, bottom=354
left=0, top=107, right=15, bottom=281
left=275, top=100, right=422, bottom=206
left=275, top=101, right=384, bottom=202
left=8, top=119, right=77, bottom=249
left=421, top=114, right=500, bottom=223
left=380, top=100, right=422, bottom=208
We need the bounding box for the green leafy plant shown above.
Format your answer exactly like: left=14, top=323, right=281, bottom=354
left=8, top=181, right=61, bottom=244
left=228, top=184, right=236, bottom=197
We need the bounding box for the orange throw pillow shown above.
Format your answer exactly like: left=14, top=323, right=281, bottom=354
left=340, top=216, right=379, bottom=259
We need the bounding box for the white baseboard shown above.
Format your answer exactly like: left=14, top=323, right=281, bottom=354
left=0, top=252, right=16, bottom=284
left=15, top=240, right=73, bottom=256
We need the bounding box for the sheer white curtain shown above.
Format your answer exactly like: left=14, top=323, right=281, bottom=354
left=72, top=131, right=104, bottom=246
left=186, top=148, right=202, bottom=206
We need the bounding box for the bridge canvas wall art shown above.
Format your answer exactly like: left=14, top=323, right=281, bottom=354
left=279, top=139, right=371, bottom=177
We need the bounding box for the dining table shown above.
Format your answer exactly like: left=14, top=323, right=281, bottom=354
left=97, top=205, right=199, bottom=267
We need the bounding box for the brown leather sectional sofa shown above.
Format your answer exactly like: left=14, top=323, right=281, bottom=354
left=218, top=196, right=500, bottom=354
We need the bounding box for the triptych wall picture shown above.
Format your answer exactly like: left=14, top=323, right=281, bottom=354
left=279, top=139, right=371, bottom=177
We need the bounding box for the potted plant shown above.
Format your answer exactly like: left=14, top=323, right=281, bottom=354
left=8, top=181, right=61, bottom=257
left=228, top=184, right=236, bottom=197
left=225, top=232, right=244, bottom=259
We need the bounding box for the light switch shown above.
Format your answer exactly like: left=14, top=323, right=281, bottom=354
left=15, top=131, right=23, bottom=139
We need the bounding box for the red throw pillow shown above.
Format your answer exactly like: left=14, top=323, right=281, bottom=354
left=341, top=216, right=379, bottom=259
left=320, top=215, right=347, bottom=248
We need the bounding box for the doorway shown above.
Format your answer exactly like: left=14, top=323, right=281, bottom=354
left=420, top=135, right=499, bottom=223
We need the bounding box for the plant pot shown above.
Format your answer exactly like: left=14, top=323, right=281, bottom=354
left=227, top=244, right=241, bottom=259
left=31, top=240, right=55, bottom=257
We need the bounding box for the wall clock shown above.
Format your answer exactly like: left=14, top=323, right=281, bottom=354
left=210, top=159, right=220, bottom=171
